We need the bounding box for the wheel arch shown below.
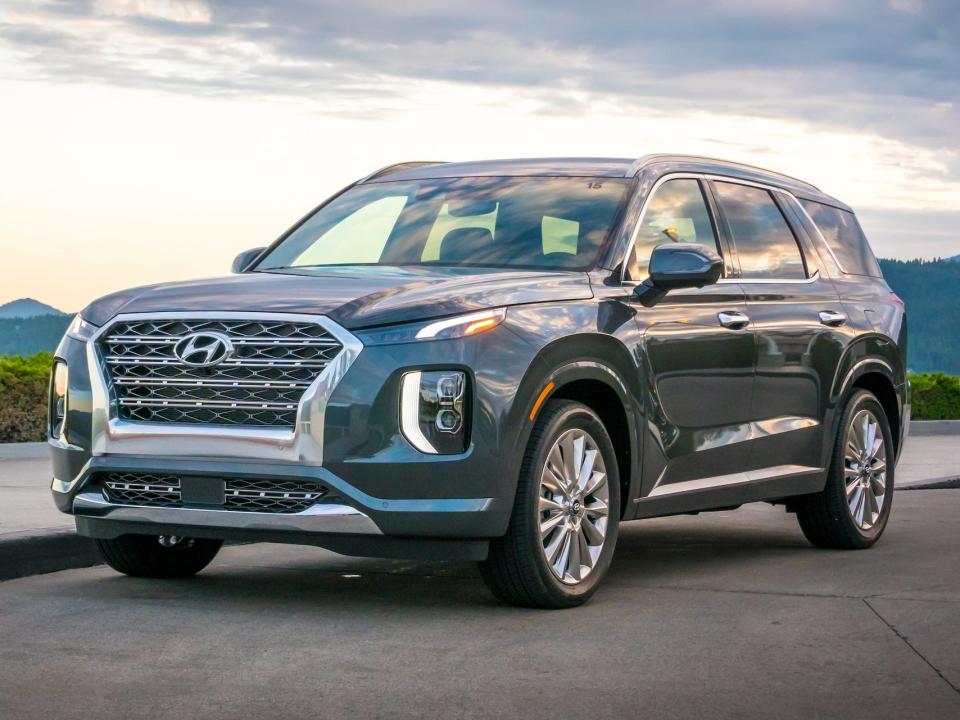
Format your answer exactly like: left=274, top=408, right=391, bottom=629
left=508, top=334, right=643, bottom=518
left=834, top=350, right=904, bottom=458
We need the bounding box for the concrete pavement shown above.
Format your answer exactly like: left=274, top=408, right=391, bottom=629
left=0, top=491, right=957, bottom=719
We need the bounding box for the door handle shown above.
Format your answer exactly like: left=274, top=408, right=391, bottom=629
left=718, top=311, right=750, bottom=329
left=818, top=310, right=847, bottom=327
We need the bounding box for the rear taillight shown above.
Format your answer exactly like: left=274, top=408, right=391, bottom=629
left=890, top=292, right=905, bottom=307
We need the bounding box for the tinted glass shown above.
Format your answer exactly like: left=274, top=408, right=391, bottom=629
left=632, top=179, right=719, bottom=279
left=713, top=182, right=806, bottom=279
left=800, top=200, right=881, bottom=277
left=258, top=177, right=629, bottom=271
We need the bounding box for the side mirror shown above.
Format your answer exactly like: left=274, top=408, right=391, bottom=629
left=232, top=247, right=267, bottom=273
left=633, top=243, right=723, bottom=306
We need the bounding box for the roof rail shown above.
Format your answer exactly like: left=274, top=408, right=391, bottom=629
left=358, top=161, right=448, bottom=184
left=626, top=154, right=819, bottom=191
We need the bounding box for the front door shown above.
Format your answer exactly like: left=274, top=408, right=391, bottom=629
left=623, top=177, right=757, bottom=500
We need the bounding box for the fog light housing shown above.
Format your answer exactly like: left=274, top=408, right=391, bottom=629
left=400, top=370, right=469, bottom=454
left=49, top=360, right=68, bottom=438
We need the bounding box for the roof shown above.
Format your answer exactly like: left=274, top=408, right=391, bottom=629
left=360, top=155, right=848, bottom=210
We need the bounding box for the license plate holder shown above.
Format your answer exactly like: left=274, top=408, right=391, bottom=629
left=179, top=476, right=226, bottom=507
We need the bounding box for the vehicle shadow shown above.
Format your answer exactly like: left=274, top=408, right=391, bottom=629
left=71, top=510, right=819, bottom=612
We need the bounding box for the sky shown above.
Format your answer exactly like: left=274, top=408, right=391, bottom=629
left=0, top=0, right=958, bottom=311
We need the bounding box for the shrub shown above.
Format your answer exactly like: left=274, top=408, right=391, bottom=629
left=0, top=352, right=52, bottom=443
left=909, top=372, right=960, bottom=421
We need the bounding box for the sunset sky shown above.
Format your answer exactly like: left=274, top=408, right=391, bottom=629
left=1, top=0, right=958, bottom=311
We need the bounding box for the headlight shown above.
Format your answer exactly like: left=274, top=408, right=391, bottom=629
left=357, top=308, right=505, bottom=346
left=400, top=370, right=469, bottom=454
left=49, top=360, right=68, bottom=438
left=66, top=314, right=99, bottom=341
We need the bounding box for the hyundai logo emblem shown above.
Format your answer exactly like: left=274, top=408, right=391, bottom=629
left=173, top=332, right=234, bottom=367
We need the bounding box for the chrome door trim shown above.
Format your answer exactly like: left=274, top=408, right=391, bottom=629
left=645, top=463, right=821, bottom=498
left=86, top=312, right=363, bottom=465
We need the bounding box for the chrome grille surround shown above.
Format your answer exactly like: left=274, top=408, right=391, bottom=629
left=84, top=312, right=364, bottom=466
left=100, top=318, right=344, bottom=428
left=99, top=472, right=328, bottom=514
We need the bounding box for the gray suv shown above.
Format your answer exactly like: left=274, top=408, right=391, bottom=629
left=49, top=155, right=909, bottom=608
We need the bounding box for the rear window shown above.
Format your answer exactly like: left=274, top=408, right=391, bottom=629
left=713, top=181, right=807, bottom=280
left=799, top=200, right=881, bottom=277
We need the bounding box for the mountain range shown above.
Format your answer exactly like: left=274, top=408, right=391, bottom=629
left=1, top=258, right=959, bottom=372
left=0, top=298, right=66, bottom=319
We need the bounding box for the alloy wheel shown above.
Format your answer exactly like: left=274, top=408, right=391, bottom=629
left=844, top=409, right=887, bottom=531
left=538, top=429, right=610, bottom=584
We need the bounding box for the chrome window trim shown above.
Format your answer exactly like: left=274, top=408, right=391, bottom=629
left=620, top=172, right=820, bottom=286
left=86, top=312, right=363, bottom=465
left=716, top=270, right=820, bottom=286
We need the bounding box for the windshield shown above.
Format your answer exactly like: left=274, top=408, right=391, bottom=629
left=257, top=177, right=629, bottom=272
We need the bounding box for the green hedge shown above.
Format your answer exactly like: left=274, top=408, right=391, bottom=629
left=909, top=372, right=960, bottom=421
left=0, top=352, right=52, bottom=443
left=0, top=355, right=956, bottom=444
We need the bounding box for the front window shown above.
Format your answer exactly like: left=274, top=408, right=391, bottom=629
left=257, top=177, right=629, bottom=272
left=630, top=178, right=720, bottom=279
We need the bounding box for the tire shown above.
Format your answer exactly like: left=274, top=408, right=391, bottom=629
left=796, top=389, right=894, bottom=549
left=95, top=534, right=223, bottom=578
left=479, top=399, right=620, bottom=609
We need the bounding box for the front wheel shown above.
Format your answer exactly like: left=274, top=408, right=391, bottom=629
left=796, top=389, right=894, bottom=549
left=479, top=399, right=620, bottom=608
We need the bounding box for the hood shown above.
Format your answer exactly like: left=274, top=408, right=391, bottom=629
left=81, top=265, right=594, bottom=329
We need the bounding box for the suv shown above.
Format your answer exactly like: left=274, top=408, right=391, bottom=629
left=49, top=155, right=908, bottom=608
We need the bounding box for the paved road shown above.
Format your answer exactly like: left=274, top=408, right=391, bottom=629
left=1, top=491, right=957, bottom=720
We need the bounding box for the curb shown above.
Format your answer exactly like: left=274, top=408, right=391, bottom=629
left=897, top=476, right=960, bottom=491
left=0, top=442, right=47, bottom=460
left=0, top=529, right=102, bottom=582
left=909, top=420, right=960, bottom=436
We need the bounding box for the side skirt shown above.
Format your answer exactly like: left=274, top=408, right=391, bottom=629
left=631, top=466, right=826, bottom=520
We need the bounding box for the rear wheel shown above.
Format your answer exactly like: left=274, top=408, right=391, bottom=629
left=95, top=534, right=223, bottom=578
left=479, top=399, right=620, bottom=608
left=796, top=389, right=894, bottom=549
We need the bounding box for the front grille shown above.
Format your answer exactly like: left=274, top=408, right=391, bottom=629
left=99, top=318, right=343, bottom=428
left=100, top=472, right=327, bottom=514
left=224, top=478, right=326, bottom=513
left=102, top=472, right=181, bottom=507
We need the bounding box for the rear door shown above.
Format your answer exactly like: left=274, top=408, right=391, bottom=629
left=709, top=179, right=845, bottom=475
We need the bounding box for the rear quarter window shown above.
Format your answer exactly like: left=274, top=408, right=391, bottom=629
left=800, top=200, right=881, bottom=277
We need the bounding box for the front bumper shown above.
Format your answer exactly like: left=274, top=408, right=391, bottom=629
left=53, top=454, right=503, bottom=560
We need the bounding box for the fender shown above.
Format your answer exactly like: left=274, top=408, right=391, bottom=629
left=502, top=333, right=643, bottom=517
left=830, top=333, right=905, bottom=403
left=827, top=333, right=907, bottom=462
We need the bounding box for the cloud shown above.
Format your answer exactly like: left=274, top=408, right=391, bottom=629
left=0, top=0, right=956, bottom=154
left=857, top=207, right=960, bottom=259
